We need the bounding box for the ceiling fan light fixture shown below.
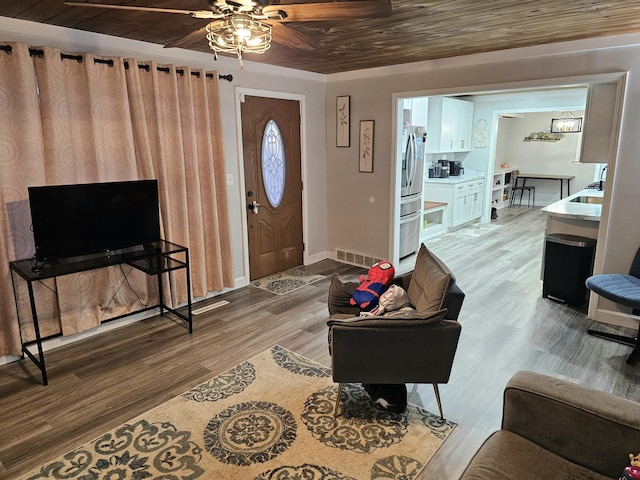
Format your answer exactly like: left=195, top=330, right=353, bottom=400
left=206, top=15, right=272, bottom=68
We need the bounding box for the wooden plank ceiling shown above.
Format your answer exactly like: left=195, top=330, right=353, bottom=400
left=2, top=0, right=640, bottom=74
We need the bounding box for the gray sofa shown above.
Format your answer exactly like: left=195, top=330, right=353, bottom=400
left=461, top=371, right=640, bottom=480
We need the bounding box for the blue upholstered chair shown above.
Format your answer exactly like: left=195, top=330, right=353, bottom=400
left=585, top=247, right=640, bottom=364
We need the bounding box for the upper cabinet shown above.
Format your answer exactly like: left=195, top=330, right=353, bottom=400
left=580, top=82, right=624, bottom=163
left=402, top=97, right=429, bottom=126
left=426, top=97, right=474, bottom=153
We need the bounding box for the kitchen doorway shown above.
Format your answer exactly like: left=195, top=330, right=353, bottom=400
left=391, top=75, right=623, bottom=272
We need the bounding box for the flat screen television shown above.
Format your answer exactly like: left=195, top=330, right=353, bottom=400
left=28, top=180, right=161, bottom=262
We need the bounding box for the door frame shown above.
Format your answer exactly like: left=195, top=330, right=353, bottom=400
left=235, top=87, right=308, bottom=285
left=390, top=72, right=626, bottom=268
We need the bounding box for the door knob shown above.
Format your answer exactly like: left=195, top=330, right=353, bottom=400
left=248, top=200, right=261, bottom=214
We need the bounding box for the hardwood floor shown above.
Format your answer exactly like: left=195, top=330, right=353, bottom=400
left=1, top=206, right=639, bottom=479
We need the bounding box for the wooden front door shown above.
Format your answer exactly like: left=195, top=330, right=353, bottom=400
left=241, top=95, right=303, bottom=280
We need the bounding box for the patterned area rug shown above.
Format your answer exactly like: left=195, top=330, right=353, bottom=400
left=21, top=346, right=457, bottom=480
left=250, top=266, right=325, bottom=295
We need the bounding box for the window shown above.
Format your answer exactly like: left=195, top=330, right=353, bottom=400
left=261, top=119, right=285, bottom=208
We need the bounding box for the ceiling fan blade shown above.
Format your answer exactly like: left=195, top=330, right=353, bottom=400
left=164, top=26, right=209, bottom=49
left=63, top=2, right=220, bottom=19
left=268, top=22, right=316, bottom=50
left=262, top=0, right=391, bottom=23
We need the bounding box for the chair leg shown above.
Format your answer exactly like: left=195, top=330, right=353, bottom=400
left=627, top=343, right=640, bottom=365
left=432, top=383, right=444, bottom=418
left=333, top=383, right=343, bottom=418
left=588, top=323, right=640, bottom=365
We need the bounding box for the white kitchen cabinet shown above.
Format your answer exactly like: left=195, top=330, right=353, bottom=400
left=455, top=99, right=474, bottom=151
left=451, top=179, right=484, bottom=227
left=452, top=187, right=466, bottom=226
left=424, top=178, right=485, bottom=230
left=426, top=97, right=474, bottom=153
left=580, top=82, right=621, bottom=163
left=402, top=97, right=428, bottom=126
left=470, top=180, right=485, bottom=219
left=421, top=201, right=447, bottom=241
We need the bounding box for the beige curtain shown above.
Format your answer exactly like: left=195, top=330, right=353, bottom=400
left=0, top=42, right=233, bottom=357
left=0, top=43, right=50, bottom=354
left=124, top=60, right=233, bottom=304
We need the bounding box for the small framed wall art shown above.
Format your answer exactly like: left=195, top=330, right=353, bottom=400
left=359, top=120, right=374, bottom=173
left=336, top=95, right=350, bottom=147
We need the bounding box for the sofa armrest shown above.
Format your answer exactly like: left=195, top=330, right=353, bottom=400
left=502, top=371, right=640, bottom=478
left=443, top=283, right=464, bottom=320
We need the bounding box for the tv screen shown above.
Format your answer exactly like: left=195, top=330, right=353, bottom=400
left=28, top=180, right=161, bottom=262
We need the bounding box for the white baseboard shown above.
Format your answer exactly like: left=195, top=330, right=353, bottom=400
left=1, top=289, right=235, bottom=366
left=306, top=251, right=328, bottom=265
left=592, top=308, right=639, bottom=330
left=0, top=309, right=158, bottom=366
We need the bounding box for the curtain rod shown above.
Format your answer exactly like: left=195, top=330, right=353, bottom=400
left=0, top=45, right=232, bottom=82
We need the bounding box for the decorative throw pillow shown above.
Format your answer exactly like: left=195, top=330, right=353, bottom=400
left=363, top=284, right=408, bottom=316
left=327, top=274, right=360, bottom=316
left=407, top=244, right=455, bottom=314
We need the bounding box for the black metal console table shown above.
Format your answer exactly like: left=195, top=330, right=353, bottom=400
left=9, top=240, right=192, bottom=385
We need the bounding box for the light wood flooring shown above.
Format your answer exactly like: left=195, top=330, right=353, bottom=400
left=1, top=206, right=639, bottom=479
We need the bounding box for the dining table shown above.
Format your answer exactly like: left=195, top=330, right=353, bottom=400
left=513, top=173, right=575, bottom=199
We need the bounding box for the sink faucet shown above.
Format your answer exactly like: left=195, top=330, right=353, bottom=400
left=599, top=165, right=607, bottom=191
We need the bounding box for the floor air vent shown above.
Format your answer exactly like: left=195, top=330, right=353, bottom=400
left=334, top=249, right=382, bottom=268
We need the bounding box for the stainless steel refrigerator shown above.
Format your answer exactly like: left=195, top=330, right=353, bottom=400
left=399, top=125, right=425, bottom=258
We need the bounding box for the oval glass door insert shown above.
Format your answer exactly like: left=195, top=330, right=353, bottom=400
left=262, top=119, right=286, bottom=208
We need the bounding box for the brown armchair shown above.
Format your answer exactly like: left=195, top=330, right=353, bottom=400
left=461, top=371, right=640, bottom=479
left=327, top=244, right=464, bottom=418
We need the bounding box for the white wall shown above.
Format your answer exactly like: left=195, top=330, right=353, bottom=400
left=496, top=110, right=594, bottom=206
left=0, top=17, right=329, bottom=290
left=463, top=88, right=589, bottom=215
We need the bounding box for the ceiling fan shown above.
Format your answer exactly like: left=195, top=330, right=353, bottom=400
left=64, top=0, right=393, bottom=67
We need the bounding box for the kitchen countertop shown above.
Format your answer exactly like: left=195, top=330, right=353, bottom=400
left=424, top=169, right=486, bottom=184
left=541, top=188, right=604, bottom=221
